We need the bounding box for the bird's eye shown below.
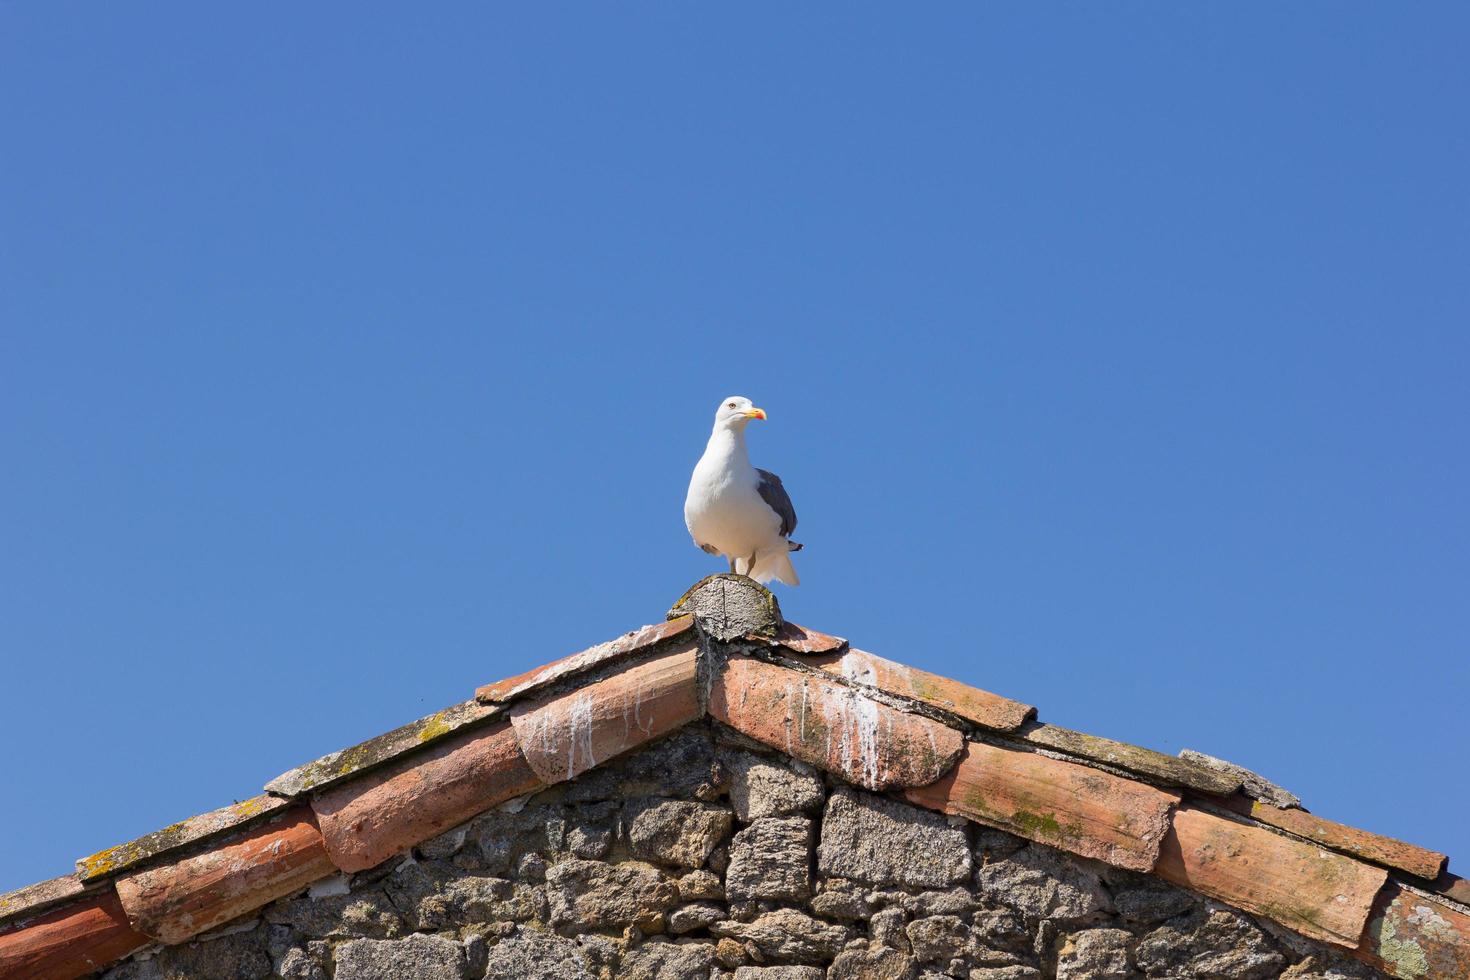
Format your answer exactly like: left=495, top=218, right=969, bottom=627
left=727, top=402, right=736, bottom=408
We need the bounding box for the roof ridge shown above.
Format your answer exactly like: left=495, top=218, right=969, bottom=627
left=1, top=574, right=1464, bottom=979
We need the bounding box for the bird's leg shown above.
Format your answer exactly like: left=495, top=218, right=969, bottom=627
left=728, top=556, right=738, bottom=574
left=744, top=550, right=758, bottom=577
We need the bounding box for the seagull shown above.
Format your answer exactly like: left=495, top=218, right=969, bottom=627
left=684, top=395, right=802, bottom=586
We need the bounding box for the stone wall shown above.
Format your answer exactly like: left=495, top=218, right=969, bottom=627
left=99, top=724, right=1388, bottom=980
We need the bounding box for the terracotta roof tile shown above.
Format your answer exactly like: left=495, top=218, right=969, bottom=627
left=0, top=874, right=91, bottom=930
left=1358, top=880, right=1470, bottom=978
left=509, top=639, right=701, bottom=784
left=265, top=699, right=503, bottom=798
left=0, top=889, right=146, bottom=980
left=1021, top=724, right=1240, bottom=796
left=806, top=647, right=1035, bottom=733
left=1213, top=793, right=1447, bottom=881
left=1156, top=803, right=1388, bottom=947
left=710, top=653, right=964, bottom=791
left=1433, top=871, right=1470, bottom=906
left=114, top=806, right=335, bottom=945
left=752, top=621, right=848, bottom=654
left=475, top=616, right=694, bottom=704
left=77, top=793, right=290, bottom=882
left=905, top=740, right=1179, bottom=872
left=3, top=576, right=1465, bottom=980
left=312, top=719, right=541, bottom=873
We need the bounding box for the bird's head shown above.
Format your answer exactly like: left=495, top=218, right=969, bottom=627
left=714, top=395, right=767, bottom=429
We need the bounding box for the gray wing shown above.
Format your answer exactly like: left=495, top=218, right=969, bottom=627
left=755, top=468, right=798, bottom=538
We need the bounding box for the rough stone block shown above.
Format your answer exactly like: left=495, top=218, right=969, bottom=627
left=720, top=749, right=825, bottom=822
left=625, top=798, right=732, bottom=869
left=735, top=966, right=828, bottom=979
left=1054, top=928, right=1137, bottom=980
left=974, top=844, right=1111, bottom=922
left=710, top=909, right=851, bottom=964
left=334, top=933, right=469, bottom=980
left=1135, top=905, right=1285, bottom=980
left=726, top=817, right=813, bottom=902
left=544, top=859, right=678, bottom=929
left=618, top=939, right=716, bottom=979
left=818, top=787, right=971, bottom=890
left=479, top=927, right=592, bottom=978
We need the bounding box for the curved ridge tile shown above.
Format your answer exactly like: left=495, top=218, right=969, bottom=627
left=808, top=648, right=1035, bottom=733
left=509, top=640, right=701, bottom=784
left=0, top=889, right=146, bottom=980
left=1157, top=804, right=1389, bottom=948
left=313, top=720, right=541, bottom=873
left=114, top=806, right=335, bottom=945
left=905, top=740, right=1178, bottom=872
left=1357, top=880, right=1470, bottom=979
left=709, top=654, right=964, bottom=791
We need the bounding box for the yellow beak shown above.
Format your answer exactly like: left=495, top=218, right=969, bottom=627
left=744, top=407, right=767, bottom=420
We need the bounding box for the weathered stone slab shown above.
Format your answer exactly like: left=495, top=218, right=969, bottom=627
left=115, top=806, right=336, bottom=944
left=77, top=794, right=290, bottom=882
left=1021, top=724, right=1240, bottom=795
left=710, top=654, right=964, bottom=791
left=313, top=720, right=542, bottom=873
left=1179, top=748, right=1302, bottom=808
left=0, top=889, right=147, bottom=980
left=510, top=640, right=701, bottom=784
left=905, top=740, right=1179, bottom=872
left=1356, top=880, right=1470, bottom=980
left=668, top=574, right=782, bottom=640
left=475, top=616, right=693, bottom=705
left=807, top=648, right=1035, bottom=733
left=0, top=874, right=90, bottom=929
left=266, top=699, right=503, bottom=798
left=817, top=788, right=970, bottom=889
left=1212, top=793, right=1447, bottom=881
left=1156, top=804, right=1388, bottom=947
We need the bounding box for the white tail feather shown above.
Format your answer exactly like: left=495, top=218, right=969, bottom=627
left=749, top=545, right=799, bottom=586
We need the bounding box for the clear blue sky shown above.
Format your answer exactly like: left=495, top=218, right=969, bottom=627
left=2, top=5, right=1466, bottom=893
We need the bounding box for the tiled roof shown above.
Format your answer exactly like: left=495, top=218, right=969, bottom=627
left=1, top=574, right=1465, bottom=980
